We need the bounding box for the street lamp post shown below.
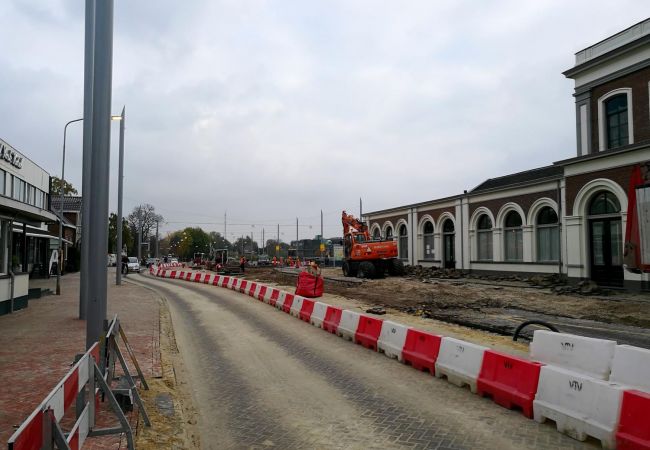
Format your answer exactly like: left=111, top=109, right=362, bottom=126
left=114, top=107, right=125, bottom=285
left=57, top=118, right=84, bottom=296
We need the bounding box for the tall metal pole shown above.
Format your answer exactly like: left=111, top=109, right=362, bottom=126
left=155, top=220, right=159, bottom=258
left=224, top=211, right=227, bottom=242
left=57, top=118, right=83, bottom=296
left=137, top=227, right=142, bottom=261
left=86, top=0, right=114, bottom=350
left=320, top=210, right=323, bottom=238
left=360, top=197, right=363, bottom=219
left=277, top=224, right=279, bottom=243
left=80, top=0, right=95, bottom=319
left=116, top=106, right=125, bottom=285
left=296, top=217, right=298, bottom=242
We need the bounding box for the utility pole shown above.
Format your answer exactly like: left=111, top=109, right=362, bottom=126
left=86, top=0, right=114, bottom=350
left=262, top=228, right=265, bottom=252
left=360, top=197, right=363, bottom=219
left=155, top=220, right=159, bottom=258
left=115, top=106, right=125, bottom=286
left=320, top=210, right=323, bottom=238
left=224, top=211, right=227, bottom=241
left=137, top=227, right=142, bottom=261
left=277, top=224, right=279, bottom=243
left=80, top=0, right=95, bottom=319
left=296, top=217, right=298, bottom=242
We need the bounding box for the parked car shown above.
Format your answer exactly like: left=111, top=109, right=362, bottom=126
left=257, top=255, right=271, bottom=266
left=126, top=257, right=141, bottom=273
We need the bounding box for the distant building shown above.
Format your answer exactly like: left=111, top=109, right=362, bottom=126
left=0, top=138, right=59, bottom=315
left=364, top=19, right=650, bottom=289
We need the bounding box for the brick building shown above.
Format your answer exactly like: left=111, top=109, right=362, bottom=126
left=365, top=19, right=650, bottom=289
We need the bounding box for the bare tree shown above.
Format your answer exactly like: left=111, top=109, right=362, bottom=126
left=127, top=204, right=163, bottom=243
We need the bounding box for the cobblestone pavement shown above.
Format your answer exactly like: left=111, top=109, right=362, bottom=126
left=134, top=274, right=600, bottom=450
left=0, top=272, right=161, bottom=449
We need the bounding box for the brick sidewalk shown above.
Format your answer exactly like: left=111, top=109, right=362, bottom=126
left=0, top=271, right=161, bottom=449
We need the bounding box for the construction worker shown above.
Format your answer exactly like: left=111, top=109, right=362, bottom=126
left=272, top=256, right=277, bottom=266
left=240, top=256, right=246, bottom=273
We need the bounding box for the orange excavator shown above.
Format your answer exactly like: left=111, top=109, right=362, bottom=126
left=342, top=210, right=405, bottom=278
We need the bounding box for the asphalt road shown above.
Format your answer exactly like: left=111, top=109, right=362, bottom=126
left=132, top=274, right=598, bottom=450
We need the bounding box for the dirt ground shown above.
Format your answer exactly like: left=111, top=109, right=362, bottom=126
left=134, top=294, right=200, bottom=449
left=246, top=267, right=650, bottom=343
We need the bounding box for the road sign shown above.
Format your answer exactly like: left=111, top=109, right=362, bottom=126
left=320, top=243, right=325, bottom=252
left=275, top=245, right=280, bottom=251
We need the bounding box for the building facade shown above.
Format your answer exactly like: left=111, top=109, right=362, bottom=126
left=365, top=19, right=650, bottom=289
left=0, top=138, right=58, bottom=315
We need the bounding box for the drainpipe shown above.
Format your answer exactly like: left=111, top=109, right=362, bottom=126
left=9, top=219, right=14, bottom=313
left=461, top=191, right=467, bottom=271
left=557, top=180, right=563, bottom=278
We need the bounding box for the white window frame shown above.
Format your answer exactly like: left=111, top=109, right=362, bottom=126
left=597, top=88, right=633, bottom=151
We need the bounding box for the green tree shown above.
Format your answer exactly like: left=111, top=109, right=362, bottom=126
left=264, top=239, right=290, bottom=258
left=108, top=212, right=133, bottom=255
left=51, top=176, right=78, bottom=195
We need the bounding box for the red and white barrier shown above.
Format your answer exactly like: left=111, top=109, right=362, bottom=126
left=148, top=265, right=650, bottom=448
left=310, top=301, right=328, bottom=328
left=616, top=390, right=650, bottom=449
left=533, top=365, right=623, bottom=448
left=530, top=330, right=616, bottom=380
left=477, top=350, right=543, bottom=418
left=8, top=343, right=99, bottom=450
left=337, top=310, right=361, bottom=341
left=299, top=298, right=316, bottom=323
left=354, top=315, right=383, bottom=351
left=435, top=337, right=488, bottom=393
left=289, top=295, right=304, bottom=317
left=402, top=329, right=442, bottom=375
left=378, top=321, right=410, bottom=361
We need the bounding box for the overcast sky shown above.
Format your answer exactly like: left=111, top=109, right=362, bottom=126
left=1, top=1, right=648, bottom=242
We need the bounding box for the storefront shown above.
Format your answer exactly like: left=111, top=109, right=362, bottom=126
left=0, top=138, right=58, bottom=315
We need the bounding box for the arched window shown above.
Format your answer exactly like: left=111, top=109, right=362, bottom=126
left=476, top=214, right=493, bottom=261
left=589, top=191, right=621, bottom=215
left=385, top=226, right=393, bottom=239
left=372, top=227, right=381, bottom=240
left=422, top=221, right=434, bottom=260
left=605, top=94, right=629, bottom=149
left=537, top=207, right=559, bottom=262
left=504, top=211, right=523, bottom=261
left=398, top=224, right=408, bottom=259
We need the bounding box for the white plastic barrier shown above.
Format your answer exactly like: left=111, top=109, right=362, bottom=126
left=609, top=344, right=650, bottom=392
left=337, top=310, right=360, bottom=341
left=435, top=337, right=487, bottom=393
left=262, top=287, right=276, bottom=304
left=310, top=302, right=328, bottom=328
left=378, top=320, right=410, bottom=361
left=533, top=365, right=623, bottom=449
left=275, top=291, right=288, bottom=310
left=290, top=296, right=304, bottom=317
left=252, top=283, right=263, bottom=299
left=530, top=330, right=616, bottom=380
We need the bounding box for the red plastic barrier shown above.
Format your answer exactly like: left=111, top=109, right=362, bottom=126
left=248, top=282, right=258, bottom=296
left=295, top=271, right=324, bottom=298
left=299, top=299, right=315, bottom=322
left=193, top=273, right=201, bottom=282
left=257, top=285, right=267, bottom=301
left=212, top=275, right=221, bottom=286
left=203, top=274, right=211, bottom=284
left=282, top=294, right=295, bottom=313
left=269, top=289, right=280, bottom=307
left=322, top=306, right=343, bottom=334
left=476, top=350, right=543, bottom=419
left=185, top=272, right=192, bottom=281
left=355, top=315, right=383, bottom=351
left=239, top=280, right=248, bottom=293
left=170, top=270, right=177, bottom=279
left=221, top=276, right=230, bottom=288
left=402, top=329, right=442, bottom=374
left=617, top=390, right=650, bottom=450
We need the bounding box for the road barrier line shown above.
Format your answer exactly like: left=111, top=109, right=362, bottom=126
left=149, top=265, right=650, bottom=448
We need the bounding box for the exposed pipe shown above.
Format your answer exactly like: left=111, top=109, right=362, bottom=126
left=513, top=320, right=559, bottom=342
left=557, top=180, right=563, bottom=277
